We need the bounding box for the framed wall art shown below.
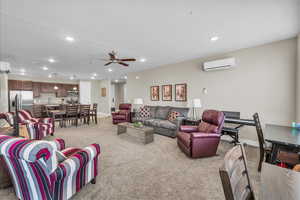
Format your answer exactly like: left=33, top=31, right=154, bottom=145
left=175, top=83, right=187, bottom=101
left=150, top=86, right=160, bottom=101
left=162, top=85, right=172, bottom=101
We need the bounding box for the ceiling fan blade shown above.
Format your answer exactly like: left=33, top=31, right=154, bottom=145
left=118, top=62, right=129, bottom=67
left=104, top=62, right=113, bottom=66
left=118, top=58, right=136, bottom=62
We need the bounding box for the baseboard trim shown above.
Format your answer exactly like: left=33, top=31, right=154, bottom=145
left=221, top=136, right=258, bottom=148
left=98, top=112, right=111, bottom=117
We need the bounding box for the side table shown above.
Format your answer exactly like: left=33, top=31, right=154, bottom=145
left=182, top=118, right=201, bottom=126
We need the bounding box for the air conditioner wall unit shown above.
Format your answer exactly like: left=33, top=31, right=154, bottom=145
left=203, top=57, right=236, bottom=71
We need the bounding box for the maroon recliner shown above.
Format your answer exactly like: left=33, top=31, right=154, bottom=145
left=177, top=110, right=225, bottom=158
left=112, top=104, right=132, bottom=124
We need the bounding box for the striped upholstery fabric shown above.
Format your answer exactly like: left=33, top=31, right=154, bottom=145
left=0, top=135, right=100, bottom=200
left=0, top=112, right=15, bottom=126
left=18, top=110, right=54, bottom=139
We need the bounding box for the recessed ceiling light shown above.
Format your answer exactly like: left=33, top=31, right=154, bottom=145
left=65, top=36, right=75, bottom=42
left=108, top=68, right=112, bottom=72
left=20, top=72, right=25, bottom=76
left=70, top=76, right=74, bottom=80
left=92, top=73, right=97, bottom=76
left=140, top=58, right=146, bottom=62
left=91, top=76, right=95, bottom=80
left=48, top=58, right=55, bottom=63
left=48, top=74, right=52, bottom=78
left=20, top=68, right=26, bottom=73
left=42, top=66, right=48, bottom=70
left=210, top=36, right=219, bottom=42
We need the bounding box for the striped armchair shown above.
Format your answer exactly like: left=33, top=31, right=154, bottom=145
left=18, top=109, right=54, bottom=139
left=0, top=135, right=100, bottom=200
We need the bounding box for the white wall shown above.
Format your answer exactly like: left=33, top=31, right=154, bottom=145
left=297, top=34, right=300, bottom=121
left=79, top=81, right=91, bottom=104
left=0, top=73, right=9, bottom=112
left=127, top=38, right=297, bottom=141
left=90, top=80, right=111, bottom=116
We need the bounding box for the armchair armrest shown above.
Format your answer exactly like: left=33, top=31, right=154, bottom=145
left=191, top=132, right=220, bottom=139
left=54, top=144, right=101, bottom=181
left=180, top=125, right=199, bottom=133
left=49, top=138, right=65, bottom=151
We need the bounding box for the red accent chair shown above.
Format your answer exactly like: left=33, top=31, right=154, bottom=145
left=177, top=110, right=225, bottom=158
left=112, top=104, right=132, bottom=124
left=17, top=109, right=54, bottom=139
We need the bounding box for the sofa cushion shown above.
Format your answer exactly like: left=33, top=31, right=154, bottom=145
left=155, top=106, right=171, bottom=119
left=147, top=106, right=157, bottom=118
left=158, top=120, right=177, bottom=130
left=144, top=119, right=176, bottom=130
left=169, top=107, right=189, bottom=118
left=198, top=121, right=218, bottom=133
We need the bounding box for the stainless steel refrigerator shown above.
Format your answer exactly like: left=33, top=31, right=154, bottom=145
left=9, top=90, right=34, bottom=112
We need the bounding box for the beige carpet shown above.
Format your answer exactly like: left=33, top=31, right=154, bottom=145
left=0, top=118, right=261, bottom=200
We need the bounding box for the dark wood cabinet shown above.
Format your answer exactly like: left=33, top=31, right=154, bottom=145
left=32, top=82, right=41, bottom=97
left=8, top=80, right=32, bottom=90
left=8, top=80, right=79, bottom=97
left=56, top=84, right=68, bottom=97
left=40, top=83, right=55, bottom=93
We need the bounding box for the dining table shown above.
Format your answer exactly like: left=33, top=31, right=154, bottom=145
left=260, top=162, right=300, bottom=200
left=264, top=124, right=300, bottom=163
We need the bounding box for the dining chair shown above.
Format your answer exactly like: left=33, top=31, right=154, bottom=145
left=219, top=143, right=255, bottom=200
left=90, top=103, right=98, bottom=124
left=64, top=105, right=79, bottom=127
left=79, top=104, right=91, bottom=125
left=32, top=104, right=44, bottom=118
left=253, top=113, right=272, bottom=172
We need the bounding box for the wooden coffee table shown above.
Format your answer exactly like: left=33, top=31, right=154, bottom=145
left=117, top=122, right=154, bottom=144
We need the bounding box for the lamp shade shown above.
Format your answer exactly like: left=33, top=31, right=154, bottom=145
left=193, top=99, right=202, bottom=108
left=133, top=98, right=143, bottom=105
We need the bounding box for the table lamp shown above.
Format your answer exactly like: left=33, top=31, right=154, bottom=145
left=133, top=98, right=143, bottom=112
left=192, top=99, right=202, bottom=120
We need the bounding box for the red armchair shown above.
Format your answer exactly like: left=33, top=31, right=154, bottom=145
left=112, top=104, right=132, bottom=124
left=177, top=110, right=225, bottom=158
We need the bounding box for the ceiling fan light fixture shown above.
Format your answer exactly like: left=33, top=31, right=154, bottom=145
left=139, top=58, right=146, bottom=62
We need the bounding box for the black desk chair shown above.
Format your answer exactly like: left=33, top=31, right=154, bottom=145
left=222, top=111, right=241, bottom=144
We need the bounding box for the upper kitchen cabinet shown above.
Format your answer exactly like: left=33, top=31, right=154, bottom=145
left=40, top=82, right=55, bottom=93
left=32, top=82, right=41, bottom=97
left=56, top=84, right=68, bottom=97
left=8, top=80, right=32, bottom=90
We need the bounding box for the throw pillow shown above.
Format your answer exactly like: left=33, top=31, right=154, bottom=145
left=56, top=151, right=67, bottom=163
left=138, top=106, right=150, bottom=118
left=168, top=111, right=180, bottom=121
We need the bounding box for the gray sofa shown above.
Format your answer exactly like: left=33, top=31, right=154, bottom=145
left=133, top=106, right=189, bottom=138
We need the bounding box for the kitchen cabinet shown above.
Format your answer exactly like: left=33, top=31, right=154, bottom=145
left=8, top=80, right=79, bottom=96
left=40, top=82, right=55, bottom=93
left=56, top=84, right=68, bottom=97
left=8, top=80, right=32, bottom=90
left=32, top=82, right=41, bottom=97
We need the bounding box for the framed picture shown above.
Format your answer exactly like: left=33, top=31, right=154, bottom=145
left=150, top=86, right=160, bottom=101
left=162, top=85, right=172, bottom=101
left=101, top=88, right=106, bottom=97
left=175, top=83, right=187, bottom=101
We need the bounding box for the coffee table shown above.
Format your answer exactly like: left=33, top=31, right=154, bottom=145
left=117, top=122, right=154, bottom=144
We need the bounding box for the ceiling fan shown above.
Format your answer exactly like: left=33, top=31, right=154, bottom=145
left=102, top=51, right=136, bottom=67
